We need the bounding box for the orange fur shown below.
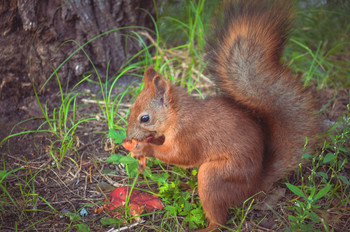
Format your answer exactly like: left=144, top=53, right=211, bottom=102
left=125, top=0, right=320, bottom=230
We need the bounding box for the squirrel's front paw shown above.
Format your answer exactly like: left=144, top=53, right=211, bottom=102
left=132, top=142, right=153, bottom=158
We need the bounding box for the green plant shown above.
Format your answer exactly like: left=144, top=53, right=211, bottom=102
left=284, top=102, right=350, bottom=231
left=0, top=157, right=62, bottom=231
left=59, top=208, right=90, bottom=232
left=107, top=151, right=207, bottom=229
left=0, top=165, right=24, bottom=223
left=107, top=154, right=140, bottom=178
left=226, top=195, right=260, bottom=231
left=33, top=72, right=95, bottom=167
left=285, top=182, right=332, bottom=231
left=153, top=166, right=206, bottom=230
left=0, top=68, right=95, bottom=168
left=148, top=0, right=211, bottom=95
left=286, top=2, right=350, bottom=87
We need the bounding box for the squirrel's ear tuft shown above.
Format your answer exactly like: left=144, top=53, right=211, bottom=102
left=144, top=67, right=157, bottom=87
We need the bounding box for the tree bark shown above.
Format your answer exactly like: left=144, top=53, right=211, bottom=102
left=0, top=0, right=155, bottom=103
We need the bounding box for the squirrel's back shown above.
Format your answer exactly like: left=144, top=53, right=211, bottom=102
left=206, top=0, right=320, bottom=189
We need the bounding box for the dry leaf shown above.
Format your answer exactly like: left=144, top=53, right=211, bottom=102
left=104, top=186, right=164, bottom=218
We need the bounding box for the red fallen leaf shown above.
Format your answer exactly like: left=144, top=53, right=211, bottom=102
left=130, top=189, right=164, bottom=212
left=129, top=203, right=145, bottom=217
left=105, top=186, right=164, bottom=217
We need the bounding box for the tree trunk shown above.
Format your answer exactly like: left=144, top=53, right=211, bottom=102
left=0, top=0, right=155, bottom=103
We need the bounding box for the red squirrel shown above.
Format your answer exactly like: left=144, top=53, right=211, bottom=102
left=124, top=0, right=320, bottom=231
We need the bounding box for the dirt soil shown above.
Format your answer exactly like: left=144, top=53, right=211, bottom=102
left=0, top=80, right=134, bottom=231
left=0, top=80, right=349, bottom=231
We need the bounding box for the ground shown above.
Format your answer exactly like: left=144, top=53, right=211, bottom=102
left=0, top=76, right=349, bottom=231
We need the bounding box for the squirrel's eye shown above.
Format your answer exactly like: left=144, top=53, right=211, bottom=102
left=140, top=115, right=150, bottom=123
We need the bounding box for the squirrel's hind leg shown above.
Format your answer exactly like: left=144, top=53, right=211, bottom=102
left=197, top=159, right=261, bottom=231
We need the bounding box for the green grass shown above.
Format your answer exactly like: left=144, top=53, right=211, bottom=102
left=286, top=1, right=350, bottom=88
left=1, top=0, right=349, bottom=231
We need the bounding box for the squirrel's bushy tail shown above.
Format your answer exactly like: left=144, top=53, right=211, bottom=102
left=206, top=0, right=320, bottom=189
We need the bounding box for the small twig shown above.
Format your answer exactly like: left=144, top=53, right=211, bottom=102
left=83, top=174, right=88, bottom=199
left=106, top=220, right=145, bottom=232
left=81, top=98, right=131, bottom=108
